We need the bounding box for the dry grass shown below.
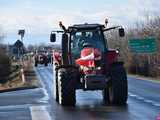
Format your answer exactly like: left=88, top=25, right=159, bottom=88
left=0, top=75, right=23, bottom=90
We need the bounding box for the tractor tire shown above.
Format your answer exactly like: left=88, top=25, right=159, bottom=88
left=58, top=68, right=76, bottom=106
left=35, top=62, right=38, bottom=67
left=53, top=65, right=59, bottom=102
left=103, top=65, right=128, bottom=105
left=45, top=62, right=48, bottom=66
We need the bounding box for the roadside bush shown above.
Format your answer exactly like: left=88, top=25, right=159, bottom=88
left=0, top=48, right=11, bottom=83
left=127, top=16, right=160, bottom=77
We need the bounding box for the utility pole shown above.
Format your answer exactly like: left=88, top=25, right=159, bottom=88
left=18, top=29, right=25, bottom=55
left=18, top=30, right=25, bottom=42
left=18, top=29, right=25, bottom=65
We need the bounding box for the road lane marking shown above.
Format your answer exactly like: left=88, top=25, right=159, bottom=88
left=30, top=106, right=52, bottom=120
left=152, top=103, right=160, bottom=107
left=128, top=94, right=138, bottom=97
left=143, top=99, right=153, bottom=103
left=128, top=92, right=160, bottom=108
left=34, top=68, right=50, bottom=102
left=136, top=96, right=144, bottom=100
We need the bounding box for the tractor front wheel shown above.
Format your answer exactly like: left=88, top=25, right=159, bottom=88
left=103, top=64, right=128, bottom=105
left=58, top=68, right=76, bottom=106
left=53, top=65, right=59, bottom=102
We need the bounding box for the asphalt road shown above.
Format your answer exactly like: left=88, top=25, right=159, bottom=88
left=0, top=65, right=159, bottom=120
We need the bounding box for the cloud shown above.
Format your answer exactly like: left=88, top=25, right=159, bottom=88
left=0, top=0, right=160, bottom=44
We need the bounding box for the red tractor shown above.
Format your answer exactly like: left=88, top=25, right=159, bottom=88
left=50, top=21, right=128, bottom=106
left=34, top=51, right=48, bottom=67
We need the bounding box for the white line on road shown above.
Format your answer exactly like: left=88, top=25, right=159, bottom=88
left=152, top=103, right=160, bottom=107
left=30, top=106, right=52, bottom=120
left=128, top=94, right=138, bottom=97
left=128, top=92, right=160, bottom=108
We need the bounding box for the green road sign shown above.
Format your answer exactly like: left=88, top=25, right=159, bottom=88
left=128, top=38, right=157, bottom=53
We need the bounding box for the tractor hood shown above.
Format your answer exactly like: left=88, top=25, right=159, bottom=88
left=76, top=47, right=101, bottom=67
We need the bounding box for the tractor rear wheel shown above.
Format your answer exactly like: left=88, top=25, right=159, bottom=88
left=103, top=65, right=128, bottom=105
left=58, top=68, right=76, bottom=106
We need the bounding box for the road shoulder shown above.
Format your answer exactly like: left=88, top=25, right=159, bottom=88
left=128, top=74, right=160, bottom=84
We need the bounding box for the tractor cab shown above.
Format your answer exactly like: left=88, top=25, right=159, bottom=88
left=69, top=24, right=106, bottom=61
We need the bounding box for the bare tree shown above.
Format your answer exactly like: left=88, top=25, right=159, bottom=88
left=126, top=16, right=160, bottom=77
left=0, top=26, right=11, bottom=83
left=0, top=26, right=5, bottom=43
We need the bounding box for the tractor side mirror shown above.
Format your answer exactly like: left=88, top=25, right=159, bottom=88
left=50, top=33, right=56, bottom=42
left=119, top=28, right=125, bottom=37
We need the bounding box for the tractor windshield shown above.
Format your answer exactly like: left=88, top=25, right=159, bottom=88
left=71, top=30, right=106, bottom=59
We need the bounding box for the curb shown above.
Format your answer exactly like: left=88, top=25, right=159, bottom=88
left=0, top=86, right=38, bottom=93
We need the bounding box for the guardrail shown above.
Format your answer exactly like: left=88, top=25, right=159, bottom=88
left=0, top=66, right=21, bottom=84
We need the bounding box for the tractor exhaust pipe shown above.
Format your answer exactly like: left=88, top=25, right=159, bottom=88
left=59, top=21, right=67, bottom=32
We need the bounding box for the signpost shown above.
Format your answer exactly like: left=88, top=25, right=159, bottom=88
left=14, top=40, right=24, bottom=59
left=128, top=38, right=157, bottom=53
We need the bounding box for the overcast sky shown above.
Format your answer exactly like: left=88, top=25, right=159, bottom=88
left=0, top=0, right=159, bottom=45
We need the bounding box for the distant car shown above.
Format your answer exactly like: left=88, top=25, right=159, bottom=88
left=34, top=51, right=48, bottom=67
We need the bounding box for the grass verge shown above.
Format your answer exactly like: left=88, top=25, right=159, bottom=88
left=0, top=60, right=41, bottom=92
